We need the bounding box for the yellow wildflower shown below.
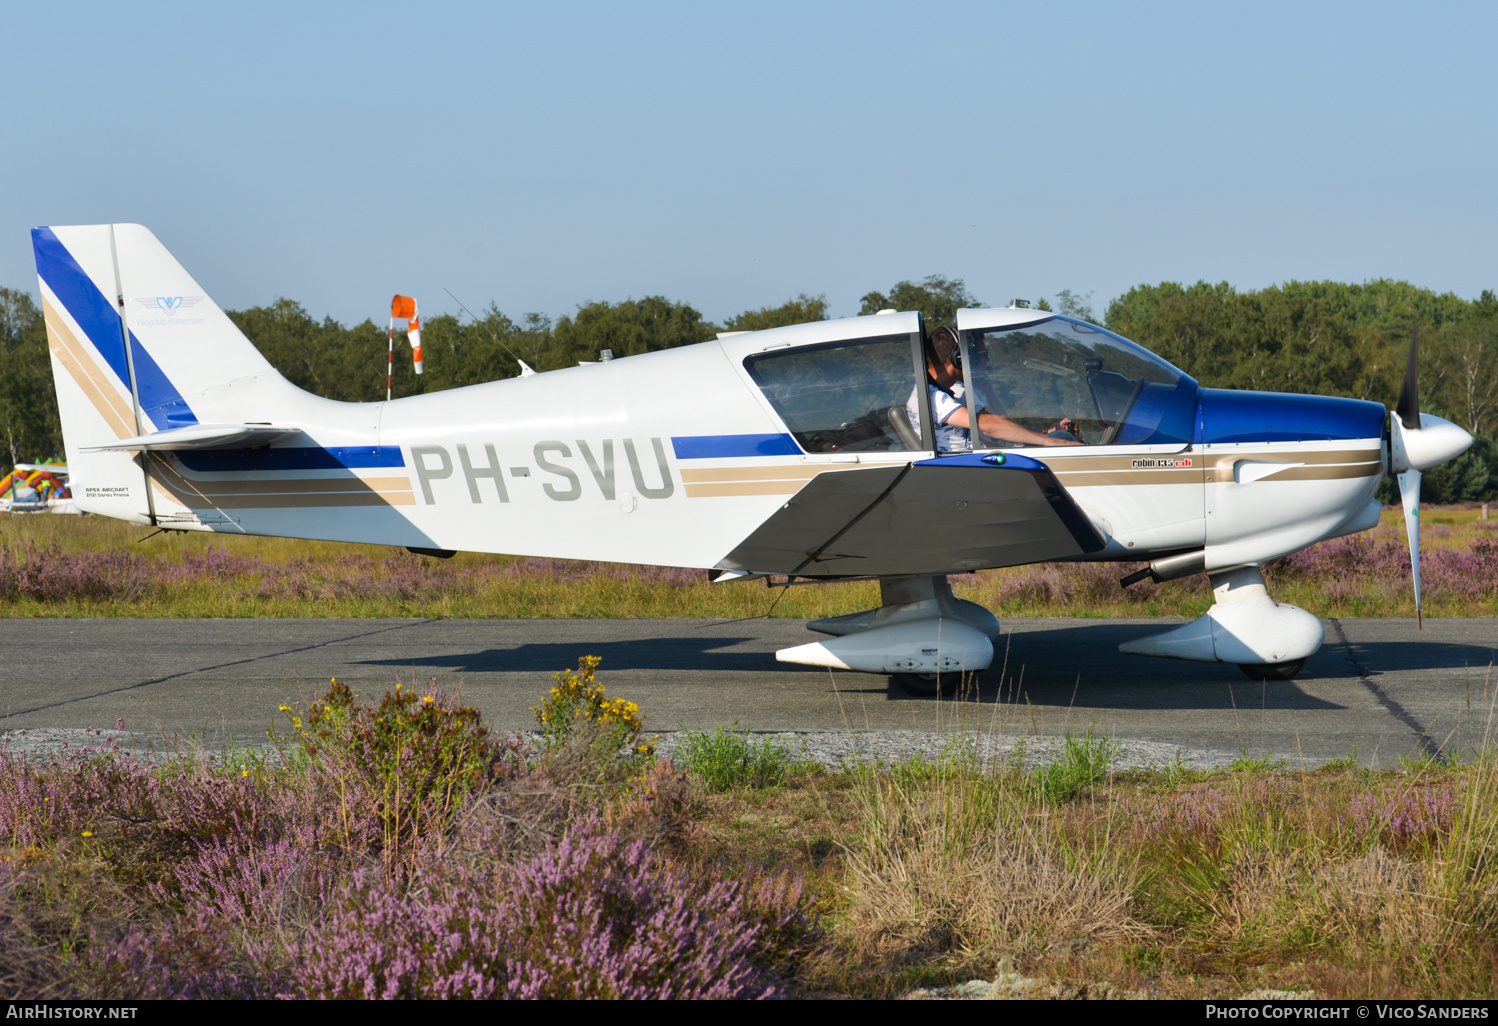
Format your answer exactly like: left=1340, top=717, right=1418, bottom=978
left=82, top=831, right=93, bottom=838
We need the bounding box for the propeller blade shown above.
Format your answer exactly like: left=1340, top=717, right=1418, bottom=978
left=1396, top=323, right=1420, bottom=430
left=1398, top=467, right=1422, bottom=629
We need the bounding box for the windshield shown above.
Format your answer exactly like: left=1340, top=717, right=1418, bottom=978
left=960, top=316, right=1197, bottom=447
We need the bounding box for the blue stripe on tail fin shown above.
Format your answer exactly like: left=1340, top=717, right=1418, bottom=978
left=32, top=227, right=198, bottom=429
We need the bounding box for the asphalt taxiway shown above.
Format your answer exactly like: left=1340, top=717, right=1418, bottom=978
left=2, top=617, right=1493, bottom=767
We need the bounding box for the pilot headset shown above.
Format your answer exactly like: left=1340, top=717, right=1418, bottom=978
left=932, top=325, right=961, bottom=366
left=923, top=326, right=966, bottom=406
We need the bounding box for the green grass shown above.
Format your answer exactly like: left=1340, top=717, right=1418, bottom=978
left=675, top=724, right=811, bottom=792
left=1030, top=725, right=1121, bottom=802
left=1227, top=749, right=1290, bottom=773
left=789, top=742, right=1498, bottom=998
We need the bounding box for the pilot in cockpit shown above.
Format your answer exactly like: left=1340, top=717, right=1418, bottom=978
left=908, top=326, right=1082, bottom=449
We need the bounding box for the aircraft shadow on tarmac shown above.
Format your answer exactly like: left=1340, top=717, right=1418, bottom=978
left=1348, top=639, right=1497, bottom=674
left=356, top=636, right=796, bottom=675
left=353, top=624, right=1494, bottom=712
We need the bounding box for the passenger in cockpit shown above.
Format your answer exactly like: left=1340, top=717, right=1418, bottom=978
left=908, top=326, right=1081, bottom=449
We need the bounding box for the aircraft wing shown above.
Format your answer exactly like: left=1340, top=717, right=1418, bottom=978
left=722, top=452, right=1106, bottom=577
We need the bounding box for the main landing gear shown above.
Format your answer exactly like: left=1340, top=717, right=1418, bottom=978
left=889, top=671, right=965, bottom=698
left=771, top=566, right=1320, bottom=694
left=774, top=575, right=999, bottom=696
left=1119, top=566, right=1322, bottom=680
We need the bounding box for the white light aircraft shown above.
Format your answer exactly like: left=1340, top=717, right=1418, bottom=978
left=33, top=224, right=1474, bottom=695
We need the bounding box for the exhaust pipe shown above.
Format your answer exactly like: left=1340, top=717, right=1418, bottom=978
left=1119, top=549, right=1205, bottom=588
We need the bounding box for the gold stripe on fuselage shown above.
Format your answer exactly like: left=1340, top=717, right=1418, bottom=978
left=1198, top=447, right=1383, bottom=484
left=1214, top=461, right=1383, bottom=483
left=680, top=461, right=863, bottom=497
left=151, top=458, right=415, bottom=510
left=1042, top=451, right=1203, bottom=487
left=1049, top=468, right=1202, bottom=487
left=680, top=465, right=824, bottom=483
left=1040, top=446, right=1382, bottom=487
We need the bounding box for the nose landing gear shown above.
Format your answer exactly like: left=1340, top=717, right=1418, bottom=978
left=1119, top=565, right=1322, bottom=678
left=1238, top=659, right=1307, bottom=681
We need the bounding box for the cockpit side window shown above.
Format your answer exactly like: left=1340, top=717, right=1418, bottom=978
left=960, top=317, right=1198, bottom=447
left=744, top=333, right=928, bottom=454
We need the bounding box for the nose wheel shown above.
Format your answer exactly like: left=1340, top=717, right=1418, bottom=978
left=1238, top=659, right=1306, bottom=681
left=891, top=671, right=964, bottom=697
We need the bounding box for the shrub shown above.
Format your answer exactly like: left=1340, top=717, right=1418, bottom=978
left=90, top=906, right=277, bottom=1000
left=533, top=656, right=653, bottom=757
left=2, top=667, right=817, bottom=1000
left=299, top=678, right=493, bottom=860
left=288, top=818, right=806, bottom=999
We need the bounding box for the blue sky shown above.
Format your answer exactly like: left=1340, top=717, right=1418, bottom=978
left=2, top=1, right=1494, bottom=327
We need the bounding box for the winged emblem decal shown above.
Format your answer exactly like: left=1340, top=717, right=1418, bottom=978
left=135, top=296, right=204, bottom=316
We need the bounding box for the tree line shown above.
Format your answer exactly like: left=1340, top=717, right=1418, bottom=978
left=1, top=274, right=1494, bottom=500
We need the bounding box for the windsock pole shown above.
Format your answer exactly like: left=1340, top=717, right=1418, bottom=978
left=386, top=317, right=395, bottom=401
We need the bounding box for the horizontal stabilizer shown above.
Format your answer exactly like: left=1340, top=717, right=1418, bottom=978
left=82, top=424, right=302, bottom=452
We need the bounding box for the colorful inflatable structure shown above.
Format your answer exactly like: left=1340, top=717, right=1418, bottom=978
left=1, top=461, right=76, bottom=514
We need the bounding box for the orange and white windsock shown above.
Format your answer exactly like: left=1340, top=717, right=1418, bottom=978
left=391, top=295, right=423, bottom=374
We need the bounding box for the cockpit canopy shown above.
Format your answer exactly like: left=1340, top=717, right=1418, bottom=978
left=738, top=310, right=1198, bottom=454
left=744, top=332, right=924, bottom=454
left=959, top=314, right=1198, bottom=448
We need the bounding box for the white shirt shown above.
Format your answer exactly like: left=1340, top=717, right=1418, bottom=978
left=907, top=381, right=986, bottom=452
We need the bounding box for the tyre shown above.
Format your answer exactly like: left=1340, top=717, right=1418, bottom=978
left=892, top=671, right=963, bottom=697
left=1238, top=659, right=1306, bottom=681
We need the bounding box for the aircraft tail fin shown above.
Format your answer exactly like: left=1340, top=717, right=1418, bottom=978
left=31, top=223, right=341, bottom=523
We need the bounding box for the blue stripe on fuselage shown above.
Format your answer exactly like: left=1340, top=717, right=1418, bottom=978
left=1196, top=389, right=1386, bottom=444
left=671, top=433, right=801, bottom=458
left=914, top=451, right=1048, bottom=471
left=175, top=446, right=406, bottom=473
left=32, top=227, right=199, bottom=429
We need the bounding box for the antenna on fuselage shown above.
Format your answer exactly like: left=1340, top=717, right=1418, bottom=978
left=443, top=287, right=537, bottom=378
